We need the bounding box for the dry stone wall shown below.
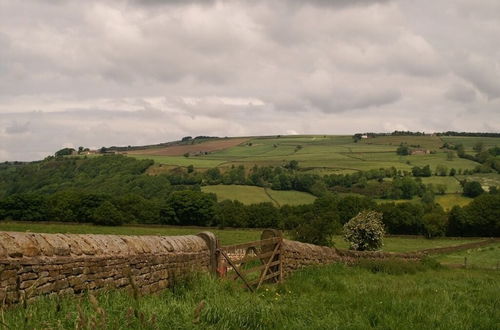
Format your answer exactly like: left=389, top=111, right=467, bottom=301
left=281, top=239, right=422, bottom=275
left=0, top=232, right=212, bottom=304
left=1, top=230, right=426, bottom=304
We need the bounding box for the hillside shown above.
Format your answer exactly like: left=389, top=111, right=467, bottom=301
left=126, top=134, right=494, bottom=174
left=123, top=134, right=500, bottom=210
left=1, top=133, right=499, bottom=238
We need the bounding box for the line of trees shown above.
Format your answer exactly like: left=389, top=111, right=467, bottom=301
left=1, top=189, right=498, bottom=239
left=1, top=154, right=498, bottom=240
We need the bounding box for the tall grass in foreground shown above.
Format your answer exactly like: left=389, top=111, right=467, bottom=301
left=1, top=261, right=499, bottom=329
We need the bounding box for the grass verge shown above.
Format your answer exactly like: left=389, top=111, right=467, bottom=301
left=2, top=262, right=498, bottom=329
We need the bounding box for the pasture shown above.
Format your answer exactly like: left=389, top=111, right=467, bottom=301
left=2, top=262, right=498, bottom=329
left=0, top=221, right=260, bottom=246
left=456, top=173, right=500, bottom=191
left=125, top=135, right=496, bottom=174
left=201, top=185, right=316, bottom=206
left=436, top=242, right=500, bottom=269
left=0, top=221, right=488, bottom=254
left=441, top=136, right=500, bottom=152
left=420, top=176, right=463, bottom=193
left=435, top=194, right=473, bottom=210
left=332, top=235, right=482, bottom=252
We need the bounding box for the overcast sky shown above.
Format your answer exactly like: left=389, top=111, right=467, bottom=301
left=1, top=0, right=499, bottom=161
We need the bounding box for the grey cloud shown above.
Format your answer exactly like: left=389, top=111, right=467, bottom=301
left=0, top=0, right=499, bottom=161
left=456, top=58, right=500, bottom=100
left=445, top=84, right=477, bottom=103
left=5, top=121, right=31, bottom=134
left=307, top=89, right=402, bottom=113
left=131, top=0, right=391, bottom=7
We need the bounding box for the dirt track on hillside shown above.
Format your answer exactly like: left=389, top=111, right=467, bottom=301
left=127, top=138, right=249, bottom=156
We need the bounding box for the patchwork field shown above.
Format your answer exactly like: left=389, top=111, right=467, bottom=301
left=201, top=185, right=316, bottom=206
left=126, top=135, right=498, bottom=174
left=126, top=137, right=249, bottom=156
left=441, top=136, right=500, bottom=151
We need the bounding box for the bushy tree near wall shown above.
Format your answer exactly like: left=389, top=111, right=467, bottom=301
left=343, top=211, right=385, bottom=251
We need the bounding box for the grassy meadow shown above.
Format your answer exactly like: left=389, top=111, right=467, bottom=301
left=123, top=134, right=500, bottom=210
left=201, top=185, right=316, bottom=206
left=0, top=221, right=261, bottom=246
left=2, top=262, right=498, bottom=329
left=435, top=194, right=473, bottom=210
left=436, top=242, right=500, bottom=269
left=0, top=221, right=490, bottom=254
left=331, top=235, right=484, bottom=253
left=127, top=135, right=498, bottom=173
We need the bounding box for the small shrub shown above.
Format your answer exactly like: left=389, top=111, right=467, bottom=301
left=343, top=211, right=384, bottom=251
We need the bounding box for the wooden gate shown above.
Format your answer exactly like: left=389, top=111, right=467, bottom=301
left=216, top=229, right=283, bottom=292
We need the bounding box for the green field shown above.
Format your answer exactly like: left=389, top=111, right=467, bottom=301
left=201, top=185, right=316, bottom=206
left=120, top=135, right=500, bottom=211
left=2, top=263, right=498, bottom=329
left=456, top=173, right=500, bottom=191
left=436, top=243, right=500, bottom=269
left=332, top=235, right=483, bottom=252
left=0, top=221, right=260, bottom=246
left=441, top=136, right=500, bottom=152
left=435, top=194, right=473, bottom=210
left=129, top=154, right=225, bottom=168
left=420, top=176, right=463, bottom=193
left=0, top=221, right=488, bottom=254
left=126, top=135, right=499, bottom=173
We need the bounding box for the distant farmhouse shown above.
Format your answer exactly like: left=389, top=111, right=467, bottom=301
left=410, top=149, right=430, bottom=155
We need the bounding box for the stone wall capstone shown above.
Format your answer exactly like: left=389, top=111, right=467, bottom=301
left=0, top=232, right=211, bottom=304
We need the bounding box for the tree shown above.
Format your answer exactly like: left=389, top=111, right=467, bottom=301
left=448, top=194, right=500, bottom=236
left=215, top=200, right=248, bottom=228
left=473, top=141, right=484, bottom=153
left=436, top=164, right=448, bottom=176
left=343, top=211, right=385, bottom=251
left=55, top=148, right=75, bottom=157
left=284, top=160, right=299, bottom=170
left=92, top=201, right=124, bottom=226
left=449, top=168, right=456, bottom=176
left=422, top=209, right=447, bottom=238
left=463, top=181, right=484, bottom=197
left=376, top=202, right=424, bottom=235
left=396, top=144, right=410, bottom=156
left=246, top=203, right=280, bottom=228
left=166, top=191, right=217, bottom=226
left=291, top=211, right=340, bottom=247
left=421, top=165, right=432, bottom=177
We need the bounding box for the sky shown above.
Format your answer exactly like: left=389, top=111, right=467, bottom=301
left=0, top=0, right=499, bottom=161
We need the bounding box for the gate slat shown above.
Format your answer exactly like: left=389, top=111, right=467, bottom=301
left=248, top=270, right=281, bottom=286
left=240, top=260, right=281, bottom=275
left=234, top=250, right=276, bottom=265
left=220, top=237, right=281, bottom=251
